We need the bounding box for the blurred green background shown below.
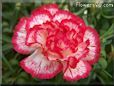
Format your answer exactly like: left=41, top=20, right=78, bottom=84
left=2, top=0, right=114, bottom=85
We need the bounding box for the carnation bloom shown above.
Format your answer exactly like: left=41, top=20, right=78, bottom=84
left=12, top=4, right=100, bottom=81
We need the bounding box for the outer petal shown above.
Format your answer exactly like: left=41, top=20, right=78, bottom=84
left=20, top=50, right=63, bottom=79
left=53, top=10, right=85, bottom=25
left=12, top=17, right=35, bottom=54
left=26, top=10, right=52, bottom=30
left=32, top=4, right=59, bottom=16
left=82, top=27, right=101, bottom=64
left=63, top=60, right=91, bottom=81
left=74, top=42, right=89, bottom=60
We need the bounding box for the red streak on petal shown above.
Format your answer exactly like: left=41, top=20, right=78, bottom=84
left=68, top=56, right=79, bottom=68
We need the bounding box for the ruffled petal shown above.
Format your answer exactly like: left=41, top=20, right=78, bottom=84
left=82, top=27, right=101, bottom=64
left=26, top=28, right=37, bottom=46
left=61, top=19, right=86, bottom=44
left=63, top=60, right=91, bottom=81
left=12, top=17, right=36, bottom=54
left=74, top=42, right=89, bottom=59
left=53, top=10, right=85, bottom=24
left=20, top=50, right=63, bottom=79
left=61, top=19, right=85, bottom=33
left=35, top=27, right=48, bottom=45
left=26, top=10, right=52, bottom=30
left=32, top=4, right=58, bottom=15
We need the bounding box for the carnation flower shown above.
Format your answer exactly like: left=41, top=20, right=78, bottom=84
left=12, top=4, right=100, bottom=81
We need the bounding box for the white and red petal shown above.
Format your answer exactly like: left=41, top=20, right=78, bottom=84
left=26, top=28, right=37, bottom=46
left=82, top=27, right=101, bottom=64
left=26, top=10, right=52, bottom=30
left=63, top=60, right=91, bottom=81
left=46, top=50, right=62, bottom=61
left=53, top=10, right=85, bottom=24
left=61, top=19, right=85, bottom=33
left=68, top=56, right=79, bottom=68
left=38, top=4, right=59, bottom=15
left=20, top=50, right=63, bottom=79
left=12, top=17, right=35, bottom=54
left=35, top=27, right=48, bottom=45
left=73, top=42, right=89, bottom=60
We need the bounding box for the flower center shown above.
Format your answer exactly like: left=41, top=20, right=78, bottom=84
left=34, top=21, right=86, bottom=61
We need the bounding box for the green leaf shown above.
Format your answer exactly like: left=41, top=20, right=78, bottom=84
left=16, top=78, right=26, bottom=84
left=100, top=23, right=114, bottom=40
left=10, top=59, right=18, bottom=66
left=2, top=55, right=14, bottom=73
left=75, top=7, right=87, bottom=15
left=101, top=6, right=114, bottom=19
left=101, top=13, right=114, bottom=19
left=93, top=63, right=101, bottom=70
left=3, top=34, right=12, bottom=43
left=96, top=70, right=113, bottom=84
left=101, top=47, right=106, bottom=58
left=82, top=15, right=89, bottom=25
left=3, top=44, right=13, bottom=51
left=96, top=74, right=105, bottom=84
left=103, top=70, right=112, bottom=79
left=3, top=28, right=12, bottom=33
left=85, top=71, right=94, bottom=84
left=98, top=57, right=107, bottom=69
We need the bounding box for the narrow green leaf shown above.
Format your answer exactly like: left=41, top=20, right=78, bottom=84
left=3, top=44, right=13, bottom=51
left=3, top=34, right=12, bottom=43
left=82, top=16, right=89, bottom=25
left=2, top=55, right=14, bottom=73
left=101, top=13, right=114, bottom=19
left=96, top=70, right=113, bottom=84
left=3, top=28, right=12, bottom=33
left=86, top=71, right=94, bottom=84
left=103, top=70, right=112, bottom=78
left=75, top=7, right=87, bottom=15
left=96, top=74, right=105, bottom=84
left=100, top=23, right=114, bottom=40
left=98, top=57, right=107, bottom=69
